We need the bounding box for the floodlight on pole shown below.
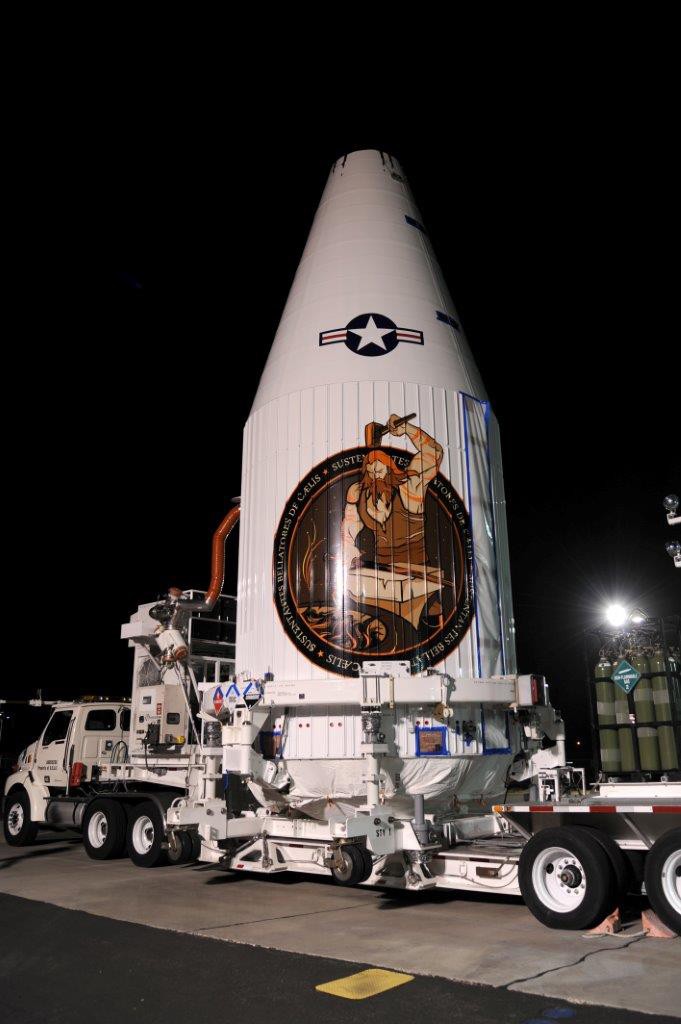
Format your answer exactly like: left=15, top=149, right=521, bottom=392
left=663, top=494, right=680, bottom=526
left=665, top=494, right=680, bottom=566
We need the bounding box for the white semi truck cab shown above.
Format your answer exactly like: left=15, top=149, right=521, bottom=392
left=2, top=589, right=237, bottom=866
left=4, top=698, right=131, bottom=843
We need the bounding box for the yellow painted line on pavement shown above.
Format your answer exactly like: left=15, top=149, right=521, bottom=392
left=316, top=968, right=414, bottom=1000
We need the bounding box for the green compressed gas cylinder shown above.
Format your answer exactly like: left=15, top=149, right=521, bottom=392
left=631, top=653, right=661, bottom=771
left=650, top=648, right=679, bottom=770
left=614, top=672, right=637, bottom=773
left=595, top=657, right=620, bottom=773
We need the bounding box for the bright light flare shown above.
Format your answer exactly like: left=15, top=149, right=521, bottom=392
left=605, top=603, right=628, bottom=627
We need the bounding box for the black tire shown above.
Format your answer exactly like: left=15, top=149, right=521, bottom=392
left=644, top=829, right=681, bottom=935
left=189, top=832, right=202, bottom=862
left=519, top=826, right=617, bottom=930
left=82, top=799, right=127, bottom=860
left=126, top=801, right=168, bottom=868
left=573, top=826, right=631, bottom=898
left=167, top=830, right=193, bottom=865
left=330, top=844, right=367, bottom=886
left=3, top=788, right=38, bottom=847
left=359, top=845, right=374, bottom=882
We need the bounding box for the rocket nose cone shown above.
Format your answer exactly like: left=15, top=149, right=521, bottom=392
left=331, top=148, right=405, bottom=178
left=250, top=147, right=487, bottom=414
left=321, top=149, right=410, bottom=209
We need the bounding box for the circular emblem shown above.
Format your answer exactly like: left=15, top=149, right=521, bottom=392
left=345, top=313, right=399, bottom=356
left=319, top=314, right=424, bottom=357
left=273, top=439, right=474, bottom=677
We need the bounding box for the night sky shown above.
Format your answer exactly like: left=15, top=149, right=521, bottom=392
left=5, top=117, right=678, bottom=760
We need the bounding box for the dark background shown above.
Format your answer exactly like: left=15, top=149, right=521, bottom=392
left=3, top=103, right=679, bottom=763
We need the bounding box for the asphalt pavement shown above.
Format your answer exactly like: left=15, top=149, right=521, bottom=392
left=1, top=831, right=679, bottom=1021
left=2, top=893, right=677, bottom=1024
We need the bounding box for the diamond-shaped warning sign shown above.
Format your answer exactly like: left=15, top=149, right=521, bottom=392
left=611, top=658, right=641, bottom=694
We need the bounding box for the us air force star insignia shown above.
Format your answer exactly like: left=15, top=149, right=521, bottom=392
left=352, top=315, right=393, bottom=351
left=319, top=312, right=424, bottom=357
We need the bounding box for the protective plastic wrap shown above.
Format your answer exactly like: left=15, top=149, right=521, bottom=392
left=280, top=754, right=512, bottom=820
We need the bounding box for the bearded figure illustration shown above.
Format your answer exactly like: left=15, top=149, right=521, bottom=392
left=289, top=413, right=462, bottom=661
left=342, top=414, right=445, bottom=634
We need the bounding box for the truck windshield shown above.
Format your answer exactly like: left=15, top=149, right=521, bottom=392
left=42, top=710, right=73, bottom=745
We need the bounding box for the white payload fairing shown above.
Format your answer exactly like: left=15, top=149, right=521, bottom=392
left=238, top=150, right=515, bottom=682
left=231, top=150, right=521, bottom=815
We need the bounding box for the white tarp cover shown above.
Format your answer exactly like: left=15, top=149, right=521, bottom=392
left=276, top=753, right=513, bottom=820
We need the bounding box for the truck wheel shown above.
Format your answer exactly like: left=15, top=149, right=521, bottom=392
left=127, top=801, right=168, bottom=868
left=572, top=826, right=631, bottom=898
left=3, top=789, right=38, bottom=847
left=167, top=830, right=193, bottom=865
left=519, top=826, right=616, bottom=930
left=330, top=844, right=366, bottom=885
left=644, top=829, right=681, bottom=935
left=82, top=799, right=126, bottom=860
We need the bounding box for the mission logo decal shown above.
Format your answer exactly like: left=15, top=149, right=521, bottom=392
left=273, top=414, right=474, bottom=677
left=319, top=312, right=423, bottom=357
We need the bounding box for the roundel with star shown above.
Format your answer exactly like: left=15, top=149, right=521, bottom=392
left=346, top=313, right=399, bottom=356
left=319, top=313, right=424, bottom=357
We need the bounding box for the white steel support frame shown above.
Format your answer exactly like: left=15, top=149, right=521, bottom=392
left=495, top=781, right=681, bottom=852
left=168, top=779, right=681, bottom=896
left=169, top=664, right=569, bottom=895
left=167, top=795, right=526, bottom=893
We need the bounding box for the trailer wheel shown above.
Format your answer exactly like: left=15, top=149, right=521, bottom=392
left=3, top=788, right=38, bottom=847
left=519, top=826, right=616, bottom=930
left=572, top=826, right=631, bottom=898
left=167, top=830, right=193, bottom=865
left=127, top=801, right=168, bottom=868
left=359, top=845, right=374, bottom=882
left=644, top=829, right=681, bottom=935
left=330, top=844, right=367, bottom=886
left=189, top=832, right=202, bottom=862
left=82, top=799, right=126, bottom=860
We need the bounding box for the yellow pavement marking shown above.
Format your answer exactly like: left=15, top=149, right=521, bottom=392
left=316, top=968, right=414, bottom=1000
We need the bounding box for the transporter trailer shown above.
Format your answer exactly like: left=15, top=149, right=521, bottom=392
left=3, top=585, right=680, bottom=935
left=161, top=665, right=680, bottom=935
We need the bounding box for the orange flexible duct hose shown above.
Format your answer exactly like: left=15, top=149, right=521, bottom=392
left=203, top=505, right=241, bottom=610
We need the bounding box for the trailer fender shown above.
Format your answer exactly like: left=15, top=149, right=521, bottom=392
left=132, top=790, right=176, bottom=830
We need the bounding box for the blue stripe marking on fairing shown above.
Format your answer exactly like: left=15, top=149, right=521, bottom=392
left=405, top=214, right=426, bottom=232
left=461, top=395, right=482, bottom=677
left=436, top=310, right=460, bottom=331
left=460, top=390, right=506, bottom=675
